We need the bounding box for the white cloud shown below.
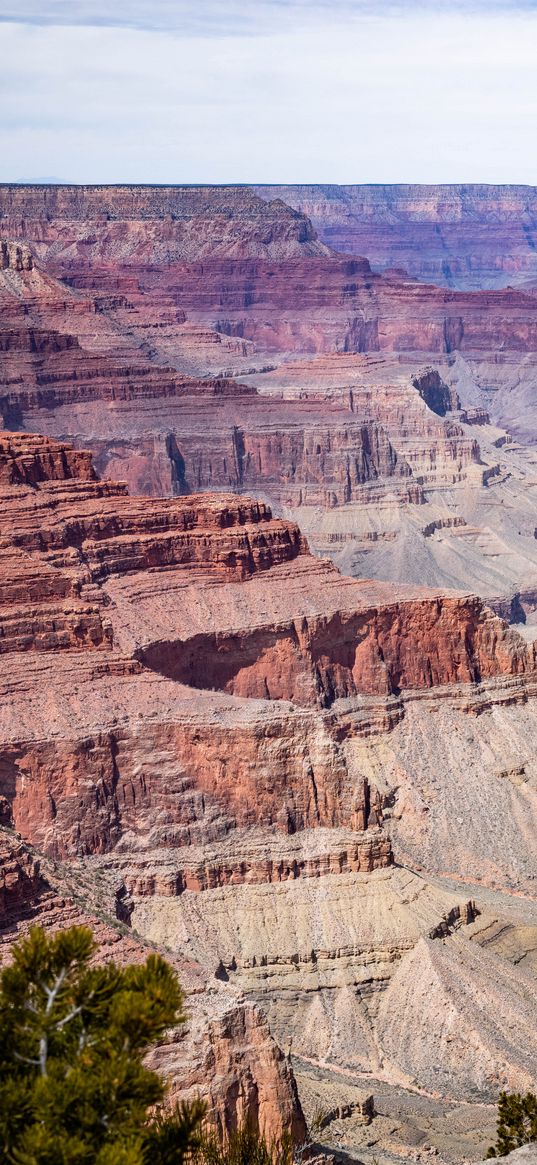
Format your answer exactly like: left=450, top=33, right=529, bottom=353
left=1, top=7, right=537, bottom=183
left=2, top=1, right=537, bottom=32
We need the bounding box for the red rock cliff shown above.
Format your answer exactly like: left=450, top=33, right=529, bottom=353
left=0, top=431, right=531, bottom=870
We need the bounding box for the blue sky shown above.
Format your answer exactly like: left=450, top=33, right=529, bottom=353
left=2, top=1, right=537, bottom=183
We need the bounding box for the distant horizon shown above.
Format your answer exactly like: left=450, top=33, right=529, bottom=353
left=6, top=180, right=537, bottom=190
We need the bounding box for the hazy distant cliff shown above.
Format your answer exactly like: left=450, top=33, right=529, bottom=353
left=254, top=184, right=537, bottom=288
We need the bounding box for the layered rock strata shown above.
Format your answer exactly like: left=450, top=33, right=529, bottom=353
left=2, top=215, right=537, bottom=609
left=0, top=827, right=305, bottom=1144
left=3, top=241, right=520, bottom=603
left=2, top=431, right=530, bottom=863
left=4, top=196, right=537, bottom=608
left=2, top=182, right=537, bottom=1161
left=255, top=184, right=537, bottom=289
left=0, top=434, right=537, bottom=1147
left=7, top=182, right=537, bottom=291
left=0, top=186, right=330, bottom=262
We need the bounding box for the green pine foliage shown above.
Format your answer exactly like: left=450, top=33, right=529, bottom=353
left=487, top=1091, right=537, bottom=1158
left=0, top=925, right=205, bottom=1165
left=195, top=1121, right=293, bottom=1165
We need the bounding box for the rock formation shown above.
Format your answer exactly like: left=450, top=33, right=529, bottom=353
left=488, top=1150, right=537, bottom=1165
left=0, top=431, right=537, bottom=1164
left=2, top=430, right=529, bottom=858
left=255, top=184, right=537, bottom=289
left=0, top=827, right=305, bottom=1144
left=3, top=184, right=537, bottom=1163
left=0, top=185, right=330, bottom=262
left=4, top=214, right=537, bottom=611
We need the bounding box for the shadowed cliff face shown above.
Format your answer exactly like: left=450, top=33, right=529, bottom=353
left=138, top=595, right=528, bottom=707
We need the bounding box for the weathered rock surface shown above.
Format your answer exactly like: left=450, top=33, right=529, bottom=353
left=0, top=827, right=305, bottom=1143
left=2, top=431, right=530, bottom=864
left=251, top=353, right=537, bottom=611
left=376, top=933, right=537, bottom=1098
left=0, top=185, right=330, bottom=262
left=4, top=182, right=537, bottom=613
left=3, top=183, right=537, bottom=1163
left=4, top=189, right=537, bottom=608
left=5, top=238, right=537, bottom=611
left=0, top=433, right=536, bottom=1161
left=131, top=867, right=537, bottom=1106
left=256, top=184, right=537, bottom=290
left=0, top=829, right=44, bottom=926
left=488, top=1148, right=537, bottom=1165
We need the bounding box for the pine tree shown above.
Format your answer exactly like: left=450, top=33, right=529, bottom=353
left=0, top=925, right=205, bottom=1165
left=196, top=1121, right=293, bottom=1165
left=487, top=1091, right=537, bottom=1157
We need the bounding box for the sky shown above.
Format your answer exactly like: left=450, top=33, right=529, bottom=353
left=2, top=0, right=537, bottom=184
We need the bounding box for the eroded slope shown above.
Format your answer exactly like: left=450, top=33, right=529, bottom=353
left=0, top=434, right=537, bottom=1164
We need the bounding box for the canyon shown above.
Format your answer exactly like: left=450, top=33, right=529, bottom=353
left=255, top=185, right=537, bottom=291
left=1, top=430, right=537, bottom=1164
left=2, top=185, right=537, bottom=1164
left=3, top=190, right=537, bottom=611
